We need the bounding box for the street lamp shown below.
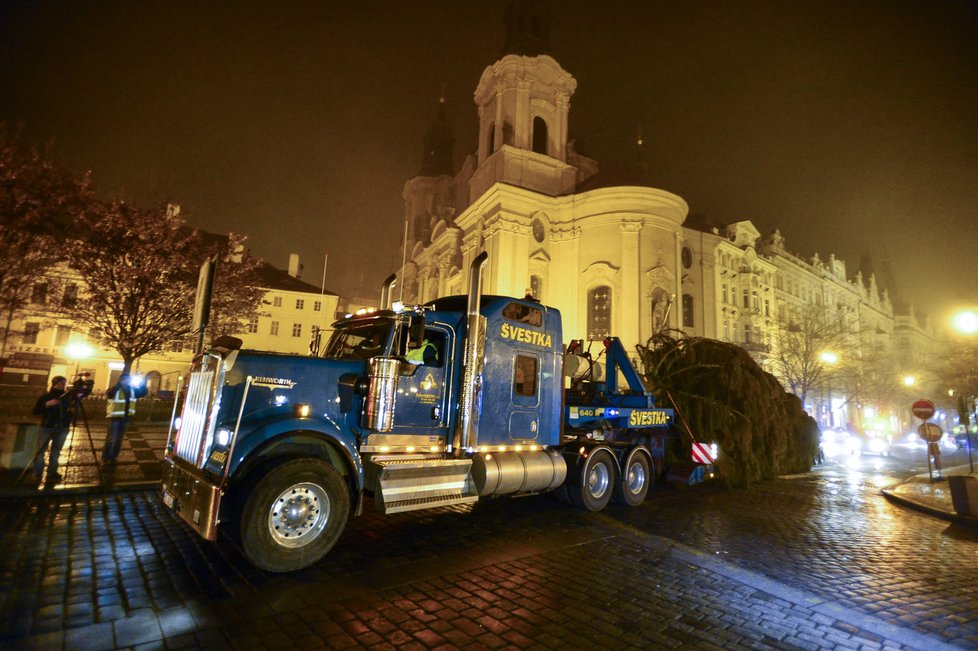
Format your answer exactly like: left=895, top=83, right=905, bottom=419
left=65, top=342, right=93, bottom=377
left=820, top=351, right=838, bottom=428
left=902, top=375, right=916, bottom=387
left=950, top=307, right=978, bottom=471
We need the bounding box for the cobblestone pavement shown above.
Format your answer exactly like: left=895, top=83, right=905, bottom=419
left=615, top=448, right=978, bottom=648
left=0, top=449, right=972, bottom=650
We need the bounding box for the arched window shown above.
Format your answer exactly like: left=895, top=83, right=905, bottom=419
left=532, top=116, right=548, bottom=154
left=588, top=285, right=612, bottom=340
left=682, top=293, right=694, bottom=327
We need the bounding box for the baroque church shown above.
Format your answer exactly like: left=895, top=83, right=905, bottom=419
left=394, top=0, right=915, bottom=394
left=398, top=2, right=690, bottom=353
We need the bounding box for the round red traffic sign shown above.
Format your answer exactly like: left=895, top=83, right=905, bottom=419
left=918, top=422, right=943, bottom=443
left=911, top=399, right=936, bottom=420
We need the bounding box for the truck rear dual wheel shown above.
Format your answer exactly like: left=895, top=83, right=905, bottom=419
left=240, top=458, right=350, bottom=573
left=569, top=449, right=616, bottom=511
left=613, top=452, right=651, bottom=507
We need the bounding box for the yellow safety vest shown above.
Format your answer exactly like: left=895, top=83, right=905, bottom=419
left=106, top=391, right=136, bottom=419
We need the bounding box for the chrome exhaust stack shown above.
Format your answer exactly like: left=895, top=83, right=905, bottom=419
left=456, top=251, right=488, bottom=453
left=380, top=273, right=397, bottom=310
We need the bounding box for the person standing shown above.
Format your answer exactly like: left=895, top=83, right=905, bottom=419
left=102, top=373, right=147, bottom=465
left=31, top=376, right=72, bottom=482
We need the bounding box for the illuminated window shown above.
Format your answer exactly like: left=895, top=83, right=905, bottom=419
left=514, top=354, right=538, bottom=397
left=588, top=286, right=612, bottom=339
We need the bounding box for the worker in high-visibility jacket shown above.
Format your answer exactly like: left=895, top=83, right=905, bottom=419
left=102, top=373, right=147, bottom=465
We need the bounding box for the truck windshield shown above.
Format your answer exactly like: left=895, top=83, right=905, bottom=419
left=322, top=321, right=392, bottom=360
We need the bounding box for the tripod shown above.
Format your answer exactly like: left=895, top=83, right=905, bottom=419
left=17, top=383, right=103, bottom=487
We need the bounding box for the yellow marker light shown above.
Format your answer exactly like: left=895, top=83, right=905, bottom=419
left=406, top=446, right=416, bottom=453
left=429, top=445, right=440, bottom=452
left=530, top=445, right=539, bottom=451
left=293, top=403, right=310, bottom=418
left=485, top=453, right=493, bottom=461
left=498, top=445, right=507, bottom=452
left=379, top=446, right=390, bottom=453
left=479, top=446, right=488, bottom=453
left=514, top=445, right=523, bottom=452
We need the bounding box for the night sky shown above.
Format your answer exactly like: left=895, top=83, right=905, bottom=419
left=3, top=1, right=977, bottom=322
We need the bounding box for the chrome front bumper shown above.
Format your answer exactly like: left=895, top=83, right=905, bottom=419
left=160, top=458, right=223, bottom=541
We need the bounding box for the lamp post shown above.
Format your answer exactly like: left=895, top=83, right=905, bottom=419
left=64, top=342, right=93, bottom=380
left=820, top=351, right=838, bottom=429
left=950, top=307, right=978, bottom=471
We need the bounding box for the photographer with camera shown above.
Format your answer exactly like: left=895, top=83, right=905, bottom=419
left=31, top=376, right=74, bottom=482
left=102, top=372, right=147, bottom=466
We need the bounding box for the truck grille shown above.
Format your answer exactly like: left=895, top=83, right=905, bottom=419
left=173, top=353, right=223, bottom=468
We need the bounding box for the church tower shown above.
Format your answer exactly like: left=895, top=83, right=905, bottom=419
left=468, top=0, right=578, bottom=202
left=402, top=95, right=456, bottom=259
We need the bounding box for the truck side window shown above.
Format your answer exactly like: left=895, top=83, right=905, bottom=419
left=502, top=302, right=542, bottom=327
left=513, top=354, right=538, bottom=396
left=405, top=329, right=445, bottom=367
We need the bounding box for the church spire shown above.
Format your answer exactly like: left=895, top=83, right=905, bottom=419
left=500, top=0, right=552, bottom=57
left=418, top=91, right=455, bottom=177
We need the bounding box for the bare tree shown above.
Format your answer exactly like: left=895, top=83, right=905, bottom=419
left=0, top=126, right=92, bottom=361
left=63, top=201, right=264, bottom=372
left=768, top=303, right=859, bottom=405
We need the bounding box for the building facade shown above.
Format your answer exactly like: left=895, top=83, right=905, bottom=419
left=0, top=253, right=338, bottom=396
left=395, top=3, right=935, bottom=434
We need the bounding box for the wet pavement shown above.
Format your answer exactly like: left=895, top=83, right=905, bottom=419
left=0, top=428, right=976, bottom=650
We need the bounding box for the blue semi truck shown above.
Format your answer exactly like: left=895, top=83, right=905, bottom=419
left=161, top=253, right=707, bottom=572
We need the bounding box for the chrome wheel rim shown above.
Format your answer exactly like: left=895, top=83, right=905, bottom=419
left=268, top=482, right=330, bottom=548
left=625, top=460, right=647, bottom=495
left=587, top=459, right=611, bottom=499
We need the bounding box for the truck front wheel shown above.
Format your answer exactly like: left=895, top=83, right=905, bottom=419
left=569, top=449, right=615, bottom=511
left=240, top=459, right=350, bottom=573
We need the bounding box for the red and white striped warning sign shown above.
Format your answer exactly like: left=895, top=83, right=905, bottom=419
left=691, top=442, right=715, bottom=464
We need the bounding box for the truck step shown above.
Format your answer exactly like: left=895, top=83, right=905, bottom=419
left=378, top=491, right=480, bottom=514
left=367, top=457, right=478, bottom=515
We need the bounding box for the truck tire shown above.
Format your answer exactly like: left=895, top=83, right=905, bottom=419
left=613, top=451, right=651, bottom=506
left=240, top=458, right=349, bottom=573
left=569, top=449, right=615, bottom=511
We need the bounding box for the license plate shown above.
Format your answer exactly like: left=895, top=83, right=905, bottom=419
left=163, top=492, right=174, bottom=509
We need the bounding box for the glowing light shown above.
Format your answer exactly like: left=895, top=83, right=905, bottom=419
left=951, top=309, right=978, bottom=335
left=379, top=446, right=390, bottom=452
left=514, top=445, right=523, bottom=452
left=274, top=394, right=288, bottom=406
left=820, top=351, right=838, bottom=365
left=406, top=446, right=415, bottom=453
left=65, top=342, right=93, bottom=360
left=902, top=375, right=916, bottom=387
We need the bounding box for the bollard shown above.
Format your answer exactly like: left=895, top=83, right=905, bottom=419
left=947, top=474, right=978, bottom=516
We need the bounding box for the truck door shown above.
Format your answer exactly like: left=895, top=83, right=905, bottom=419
left=390, top=325, right=451, bottom=441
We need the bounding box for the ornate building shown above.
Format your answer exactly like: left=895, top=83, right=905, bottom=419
left=395, top=1, right=935, bottom=432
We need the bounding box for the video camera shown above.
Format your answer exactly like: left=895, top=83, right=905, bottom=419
left=72, top=372, right=94, bottom=397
